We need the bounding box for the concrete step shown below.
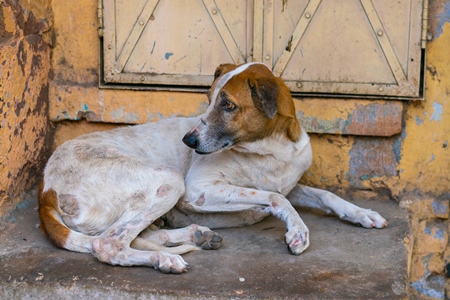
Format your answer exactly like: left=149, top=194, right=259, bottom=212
left=0, top=187, right=410, bottom=299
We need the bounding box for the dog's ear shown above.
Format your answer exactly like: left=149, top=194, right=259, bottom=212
left=213, top=64, right=236, bottom=81
left=248, top=77, right=279, bottom=119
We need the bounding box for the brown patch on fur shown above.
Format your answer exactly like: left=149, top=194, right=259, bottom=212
left=271, top=76, right=301, bottom=142
left=212, top=63, right=301, bottom=144
left=207, top=63, right=239, bottom=102
left=38, top=179, right=70, bottom=248
left=213, top=63, right=237, bottom=80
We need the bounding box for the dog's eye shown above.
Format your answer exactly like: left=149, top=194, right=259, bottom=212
left=221, top=99, right=236, bottom=112
left=219, top=92, right=237, bottom=112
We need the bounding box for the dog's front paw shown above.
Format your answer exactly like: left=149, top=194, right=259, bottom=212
left=194, top=230, right=223, bottom=250
left=285, top=228, right=310, bottom=255
left=349, top=208, right=388, bottom=229
left=153, top=251, right=188, bottom=274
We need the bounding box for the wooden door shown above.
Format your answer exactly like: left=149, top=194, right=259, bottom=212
left=103, top=0, right=252, bottom=86
left=102, top=0, right=426, bottom=98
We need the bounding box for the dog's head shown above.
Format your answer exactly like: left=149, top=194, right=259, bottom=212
left=183, top=63, right=300, bottom=154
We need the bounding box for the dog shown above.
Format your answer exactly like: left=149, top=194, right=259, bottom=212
left=38, top=62, right=387, bottom=274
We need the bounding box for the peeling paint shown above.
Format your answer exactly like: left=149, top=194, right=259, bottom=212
left=411, top=275, right=446, bottom=299
left=430, top=102, right=443, bottom=121
left=347, top=138, right=397, bottom=187
left=392, top=128, right=407, bottom=164
left=297, top=111, right=346, bottom=134
left=434, top=229, right=444, bottom=240
left=296, top=101, right=402, bottom=136
left=109, top=106, right=140, bottom=123
left=0, top=0, right=52, bottom=209
left=435, top=1, right=450, bottom=38
left=164, top=52, right=174, bottom=60
left=432, top=199, right=450, bottom=216
left=415, top=116, right=424, bottom=126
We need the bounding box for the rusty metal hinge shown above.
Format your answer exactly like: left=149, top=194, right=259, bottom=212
left=97, top=0, right=104, bottom=38
left=421, top=0, right=428, bottom=49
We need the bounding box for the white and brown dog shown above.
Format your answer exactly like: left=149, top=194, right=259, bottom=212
left=39, top=62, right=387, bottom=274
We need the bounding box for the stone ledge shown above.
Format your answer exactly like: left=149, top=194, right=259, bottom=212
left=49, top=83, right=403, bottom=137
left=0, top=188, right=410, bottom=299
left=295, top=99, right=403, bottom=137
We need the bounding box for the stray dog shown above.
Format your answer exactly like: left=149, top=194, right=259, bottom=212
left=39, top=62, right=387, bottom=274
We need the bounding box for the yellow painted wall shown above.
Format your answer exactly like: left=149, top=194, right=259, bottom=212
left=0, top=0, right=52, bottom=215
left=397, top=24, right=450, bottom=196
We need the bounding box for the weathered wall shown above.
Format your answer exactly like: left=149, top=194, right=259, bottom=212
left=0, top=0, right=53, bottom=222
left=18, top=0, right=449, bottom=298
left=402, top=3, right=450, bottom=298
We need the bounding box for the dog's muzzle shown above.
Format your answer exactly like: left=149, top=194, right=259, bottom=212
left=182, top=131, right=199, bottom=150
left=183, top=120, right=232, bottom=154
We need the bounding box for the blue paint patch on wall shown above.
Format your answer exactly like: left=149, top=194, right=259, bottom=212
left=347, top=137, right=397, bottom=187
left=434, top=229, right=445, bottom=240
left=297, top=111, right=346, bottom=134
left=411, top=275, right=446, bottom=299
left=83, top=103, right=88, bottom=111
left=165, top=52, right=174, bottom=60
left=430, top=102, right=443, bottom=121
left=344, top=103, right=401, bottom=128
left=359, top=174, right=372, bottom=180
left=432, top=200, right=448, bottom=215
left=393, top=128, right=407, bottom=164
left=423, top=224, right=447, bottom=240
left=415, top=116, right=424, bottom=126
left=435, top=1, right=450, bottom=38
left=296, top=102, right=402, bottom=136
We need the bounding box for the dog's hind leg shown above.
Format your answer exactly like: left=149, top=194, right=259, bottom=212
left=91, top=167, right=189, bottom=273
left=131, top=224, right=223, bottom=253
left=287, top=184, right=388, bottom=228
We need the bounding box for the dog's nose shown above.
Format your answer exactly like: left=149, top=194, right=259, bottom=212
left=182, top=133, right=198, bottom=149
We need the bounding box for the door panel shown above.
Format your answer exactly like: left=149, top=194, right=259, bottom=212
left=104, top=0, right=250, bottom=86
left=272, top=0, right=423, bottom=97
left=102, top=0, right=425, bottom=98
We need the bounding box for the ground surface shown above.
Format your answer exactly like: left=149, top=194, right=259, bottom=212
left=0, top=188, right=410, bottom=299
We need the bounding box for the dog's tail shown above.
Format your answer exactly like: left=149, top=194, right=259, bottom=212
left=38, top=180, right=95, bottom=253
left=38, top=180, right=199, bottom=255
